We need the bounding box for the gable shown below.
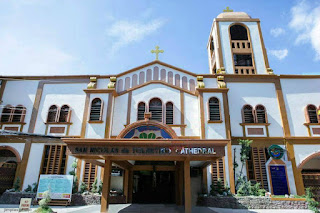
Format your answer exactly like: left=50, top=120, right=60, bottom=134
left=116, top=62, right=197, bottom=94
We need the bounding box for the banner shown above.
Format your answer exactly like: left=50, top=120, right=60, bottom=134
left=37, top=175, right=73, bottom=200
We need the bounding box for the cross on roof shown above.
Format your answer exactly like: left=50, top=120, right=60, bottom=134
left=151, top=46, right=164, bottom=60
left=223, top=7, right=233, bottom=12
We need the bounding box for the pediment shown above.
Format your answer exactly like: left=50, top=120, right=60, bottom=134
left=116, top=60, right=197, bottom=95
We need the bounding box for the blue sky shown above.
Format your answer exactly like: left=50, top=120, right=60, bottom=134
left=0, top=0, right=319, bottom=76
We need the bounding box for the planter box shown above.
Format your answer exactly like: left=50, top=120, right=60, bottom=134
left=197, top=196, right=309, bottom=209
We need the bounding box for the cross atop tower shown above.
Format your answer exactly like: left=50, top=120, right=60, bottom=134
left=223, top=7, right=233, bottom=12
left=151, top=46, right=164, bottom=60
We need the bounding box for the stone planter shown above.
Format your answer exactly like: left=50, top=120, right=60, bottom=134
left=0, top=191, right=36, bottom=204
left=197, top=196, right=309, bottom=209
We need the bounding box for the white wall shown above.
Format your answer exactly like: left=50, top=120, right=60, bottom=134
left=34, top=83, right=87, bottom=136
left=281, top=78, right=320, bottom=136
left=294, top=145, right=320, bottom=167
left=1, top=80, right=39, bottom=132
left=203, top=92, right=226, bottom=139
left=85, top=93, right=110, bottom=138
left=184, top=93, right=200, bottom=136
left=227, top=82, right=283, bottom=137
left=219, top=22, right=266, bottom=74
left=110, top=176, right=123, bottom=192
left=111, top=93, right=128, bottom=136
left=23, top=143, right=44, bottom=189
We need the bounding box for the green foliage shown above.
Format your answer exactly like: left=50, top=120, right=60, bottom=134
left=71, top=159, right=77, bottom=169
left=98, top=181, right=103, bottom=194
left=35, top=190, right=53, bottom=213
left=72, top=176, right=78, bottom=194
left=13, top=177, right=21, bottom=192
left=237, top=177, right=265, bottom=196
left=239, top=139, right=253, bottom=163
left=210, top=179, right=230, bottom=196
left=24, top=185, right=32, bottom=193
left=32, top=182, right=38, bottom=193
left=69, top=170, right=75, bottom=176
left=305, top=187, right=319, bottom=213
left=79, top=181, right=88, bottom=194
left=91, top=178, right=98, bottom=193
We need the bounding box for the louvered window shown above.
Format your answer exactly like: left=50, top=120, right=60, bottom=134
left=41, top=145, right=67, bottom=175
left=137, top=102, right=145, bottom=121
left=307, top=105, right=318, bottom=123
left=243, top=105, right=254, bottom=123
left=255, top=105, right=266, bottom=123
left=83, top=162, right=97, bottom=190
left=59, top=105, right=70, bottom=122
left=209, top=97, right=220, bottom=121
left=149, top=98, right=162, bottom=122
left=47, top=105, right=58, bottom=123
left=90, top=98, right=103, bottom=121
left=12, top=106, right=26, bottom=122
left=166, top=102, right=173, bottom=124
left=1, top=105, right=13, bottom=122
left=211, top=158, right=225, bottom=186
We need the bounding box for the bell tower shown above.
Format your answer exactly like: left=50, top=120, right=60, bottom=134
left=207, top=8, right=273, bottom=75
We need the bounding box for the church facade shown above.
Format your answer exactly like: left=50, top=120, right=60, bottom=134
left=0, top=10, right=320, bottom=213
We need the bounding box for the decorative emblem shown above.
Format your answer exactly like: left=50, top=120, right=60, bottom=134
left=151, top=45, right=164, bottom=60
left=268, top=145, right=284, bottom=159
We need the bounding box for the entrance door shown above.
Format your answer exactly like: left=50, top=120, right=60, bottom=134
left=0, top=162, right=17, bottom=194
left=133, top=171, right=175, bottom=203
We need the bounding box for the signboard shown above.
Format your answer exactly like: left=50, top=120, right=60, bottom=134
left=19, top=198, right=32, bottom=212
left=268, top=145, right=284, bottom=159
left=67, top=145, right=225, bottom=157
left=270, top=165, right=289, bottom=195
left=37, top=175, right=73, bottom=200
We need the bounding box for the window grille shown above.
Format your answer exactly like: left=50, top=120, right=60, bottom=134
left=59, top=105, right=70, bottom=122
left=307, top=105, right=318, bottom=123
left=137, top=102, right=145, bottom=121
left=166, top=102, right=173, bottom=124
left=47, top=105, right=58, bottom=123
left=90, top=98, right=102, bottom=121
left=243, top=105, right=254, bottom=123
left=149, top=98, right=162, bottom=122
left=41, top=145, right=67, bottom=175
left=255, top=105, right=267, bottom=123
left=209, top=97, right=220, bottom=121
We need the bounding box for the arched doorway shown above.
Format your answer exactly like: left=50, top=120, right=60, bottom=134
left=298, top=152, right=320, bottom=202
left=0, top=147, right=21, bottom=194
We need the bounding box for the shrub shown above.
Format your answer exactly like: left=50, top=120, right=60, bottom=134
left=24, top=185, right=32, bottom=193
left=306, top=187, right=319, bottom=213
left=32, top=182, right=38, bottom=193
left=237, top=177, right=266, bottom=196
left=35, top=190, right=53, bottom=213
left=79, top=182, right=88, bottom=194
left=13, top=177, right=21, bottom=192
left=98, top=181, right=103, bottom=194
left=91, top=178, right=98, bottom=193
left=210, top=179, right=230, bottom=196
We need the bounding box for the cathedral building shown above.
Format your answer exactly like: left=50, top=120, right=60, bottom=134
left=0, top=9, right=319, bottom=213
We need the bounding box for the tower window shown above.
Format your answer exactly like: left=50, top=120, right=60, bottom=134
left=230, top=25, right=248, bottom=40
left=149, top=98, right=162, bottom=122
left=208, top=97, right=221, bottom=121
left=89, top=98, right=103, bottom=121
left=59, top=105, right=71, bottom=123
left=234, top=54, right=253, bottom=66
left=47, top=105, right=59, bottom=123
left=255, top=105, right=267, bottom=123
left=137, top=102, right=146, bottom=121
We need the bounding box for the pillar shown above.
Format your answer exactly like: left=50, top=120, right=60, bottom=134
left=123, top=169, right=129, bottom=203
left=184, top=159, right=191, bottom=213
left=227, top=142, right=235, bottom=194
left=127, top=169, right=133, bottom=203
left=101, top=158, right=112, bottom=213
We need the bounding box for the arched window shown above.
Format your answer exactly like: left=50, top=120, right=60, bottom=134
left=47, top=105, right=59, bottom=123
left=89, top=98, right=103, bottom=121
left=208, top=97, right=220, bottom=121
left=307, top=105, right=318, bottom=123
left=12, top=105, right=26, bottom=123
left=255, top=105, right=267, bottom=123
left=242, top=105, right=254, bottom=123
left=166, top=102, right=173, bottom=124
left=230, top=24, right=248, bottom=40
left=59, top=105, right=71, bottom=122
left=1, top=105, right=13, bottom=122
left=137, top=102, right=146, bottom=121
left=149, top=98, right=162, bottom=122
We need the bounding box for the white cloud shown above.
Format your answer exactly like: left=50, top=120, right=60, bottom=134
left=270, top=27, right=285, bottom=37
left=0, top=34, right=80, bottom=76
left=289, top=0, right=320, bottom=60
left=269, top=49, right=288, bottom=60
left=106, top=18, right=166, bottom=53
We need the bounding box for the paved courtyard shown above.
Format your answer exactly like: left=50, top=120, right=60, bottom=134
left=0, top=204, right=315, bottom=213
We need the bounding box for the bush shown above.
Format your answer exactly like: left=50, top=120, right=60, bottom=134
left=91, top=178, right=98, bottom=193
left=237, top=177, right=266, bottom=196
left=79, top=182, right=88, bottom=194
left=72, top=176, right=78, bottom=194
left=306, top=187, right=319, bottom=213
left=32, top=182, right=38, bottom=193
left=210, top=179, right=231, bottom=196
left=98, top=181, right=103, bottom=194
left=13, top=177, right=21, bottom=192
left=35, top=190, right=53, bottom=213
left=24, top=185, right=32, bottom=193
